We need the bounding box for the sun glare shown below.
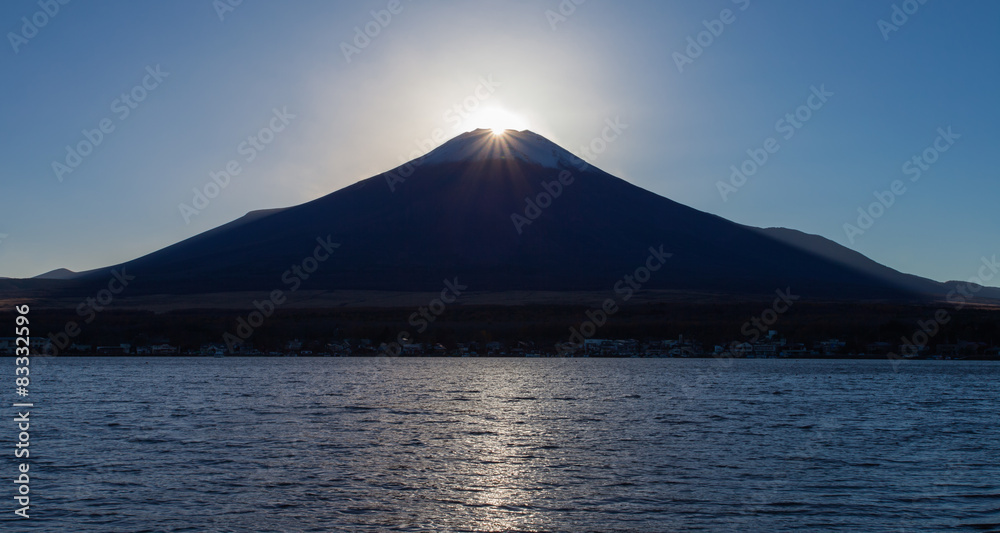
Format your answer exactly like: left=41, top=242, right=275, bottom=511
left=464, top=107, right=530, bottom=136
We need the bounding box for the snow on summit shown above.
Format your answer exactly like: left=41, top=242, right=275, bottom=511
left=421, top=129, right=585, bottom=170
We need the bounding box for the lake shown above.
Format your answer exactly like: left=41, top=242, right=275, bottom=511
left=3, top=357, right=999, bottom=532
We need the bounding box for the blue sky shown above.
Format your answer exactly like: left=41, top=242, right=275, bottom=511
left=1, top=0, right=997, bottom=283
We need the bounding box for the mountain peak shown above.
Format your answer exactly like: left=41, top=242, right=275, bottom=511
left=34, top=267, right=79, bottom=280
left=45, top=125, right=967, bottom=302
left=421, top=128, right=585, bottom=170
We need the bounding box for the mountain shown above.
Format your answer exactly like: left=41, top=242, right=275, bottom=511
left=33, top=129, right=993, bottom=301
left=34, top=268, right=80, bottom=280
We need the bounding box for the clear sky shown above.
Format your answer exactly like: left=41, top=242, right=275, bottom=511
left=1, top=0, right=997, bottom=283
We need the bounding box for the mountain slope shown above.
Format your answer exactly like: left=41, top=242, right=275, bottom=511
left=58, top=129, right=964, bottom=300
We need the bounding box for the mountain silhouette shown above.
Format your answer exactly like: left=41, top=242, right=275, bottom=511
left=38, top=129, right=987, bottom=300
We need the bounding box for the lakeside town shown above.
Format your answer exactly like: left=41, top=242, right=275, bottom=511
left=3, top=330, right=999, bottom=360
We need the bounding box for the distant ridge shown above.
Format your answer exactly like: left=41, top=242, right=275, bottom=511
left=34, top=268, right=79, bottom=280
left=8, top=128, right=998, bottom=304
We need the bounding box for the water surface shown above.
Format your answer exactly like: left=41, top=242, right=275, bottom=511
left=4, top=357, right=999, bottom=532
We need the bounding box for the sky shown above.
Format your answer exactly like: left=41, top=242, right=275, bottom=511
left=1, top=0, right=997, bottom=283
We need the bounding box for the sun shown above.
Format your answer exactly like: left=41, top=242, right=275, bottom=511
left=463, top=107, right=530, bottom=135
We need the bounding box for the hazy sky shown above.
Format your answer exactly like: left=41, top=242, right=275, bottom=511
left=1, top=0, right=997, bottom=283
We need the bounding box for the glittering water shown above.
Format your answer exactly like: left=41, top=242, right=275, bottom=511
left=3, top=357, right=999, bottom=532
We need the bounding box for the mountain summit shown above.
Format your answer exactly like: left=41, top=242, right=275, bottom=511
left=61, top=129, right=957, bottom=300
left=419, top=129, right=585, bottom=170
